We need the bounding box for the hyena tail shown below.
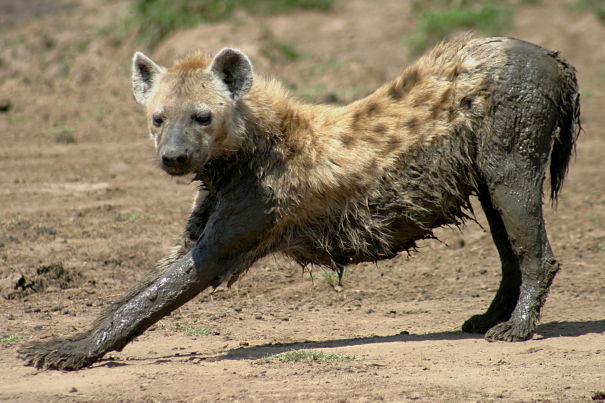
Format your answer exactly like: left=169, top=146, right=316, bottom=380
left=549, top=54, right=581, bottom=203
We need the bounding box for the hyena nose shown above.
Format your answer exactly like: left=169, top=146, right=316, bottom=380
left=161, top=149, right=189, bottom=169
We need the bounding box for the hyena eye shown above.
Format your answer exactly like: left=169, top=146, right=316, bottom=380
left=192, top=112, right=212, bottom=126
left=152, top=114, right=164, bottom=128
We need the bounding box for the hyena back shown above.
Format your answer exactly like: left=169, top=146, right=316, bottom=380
left=19, top=36, right=580, bottom=369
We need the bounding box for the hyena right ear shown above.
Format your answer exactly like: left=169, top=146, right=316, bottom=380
left=132, top=52, right=165, bottom=105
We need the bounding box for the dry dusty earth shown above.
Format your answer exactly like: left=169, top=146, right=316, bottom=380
left=0, top=0, right=604, bottom=401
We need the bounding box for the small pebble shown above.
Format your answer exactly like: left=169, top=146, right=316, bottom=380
left=69, top=387, right=78, bottom=393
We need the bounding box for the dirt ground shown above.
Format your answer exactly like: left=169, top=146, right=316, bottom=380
left=0, top=0, right=604, bottom=401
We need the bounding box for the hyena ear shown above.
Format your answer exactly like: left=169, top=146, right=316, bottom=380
left=210, top=48, right=253, bottom=101
left=132, top=52, right=165, bottom=105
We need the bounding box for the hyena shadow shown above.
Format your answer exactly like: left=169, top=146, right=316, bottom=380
left=90, top=320, right=603, bottom=368
left=220, top=320, right=605, bottom=361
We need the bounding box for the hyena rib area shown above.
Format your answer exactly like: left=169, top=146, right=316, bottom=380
left=285, top=132, right=480, bottom=268
left=18, top=36, right=580, bottom=369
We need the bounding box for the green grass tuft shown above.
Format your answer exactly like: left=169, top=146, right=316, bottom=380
left=1, top=335, right=22, bottom=347
left=184, top=327, right=212, bottom=337
left=174, top=323, right=212, bottom=337
left=408, top=1, right=512, bottom=54
left=129, top=0, right=334, bottom=47
left=261, top=349, right=356, bottom=363
left=321, top=270, right=339, bottom=287
left=277, top=42, right=301, bottom=61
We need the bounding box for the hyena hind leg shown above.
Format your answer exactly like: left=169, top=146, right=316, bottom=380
left=462, top=185, right=522, bottom=334
left=481, top=172, right=559, bottom=342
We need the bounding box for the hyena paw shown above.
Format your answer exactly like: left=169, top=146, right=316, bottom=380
left=485, top=320, right=533, bottom=342
left=18, top=337, right=100, bottom=370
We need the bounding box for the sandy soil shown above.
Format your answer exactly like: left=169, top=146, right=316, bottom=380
left=0, top=0, right=604, bottom=401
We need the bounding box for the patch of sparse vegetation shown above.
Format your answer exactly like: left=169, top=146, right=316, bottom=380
left=576, top=0, right=605, bottom=23
left=129, top=0, right=334, bottom=47
left=174, top=323, right=212, bottom=337
left=8, top=215, right=31, bottom=230
left=260, top=350, right=356, bottom=363
left=408, top=0, right=513, bottom=54
left=52, top=126, right=77, bottom=144
left=1, top=335, right=22, bottom=347
left=321, top=270, right=339, bottom=287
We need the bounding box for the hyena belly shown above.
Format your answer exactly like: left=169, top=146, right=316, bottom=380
left=288, top=133, right=479, bottom=268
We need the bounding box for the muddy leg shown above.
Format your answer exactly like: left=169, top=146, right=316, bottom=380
left=462, top=187, right=521, bottom=333
left=19, top=178, right=273, bottom=369
left=482, top=177, right=559, bottom=342
left=18, top=251, right=205, bottom=369
left=474, top=40, right=568, bottom=340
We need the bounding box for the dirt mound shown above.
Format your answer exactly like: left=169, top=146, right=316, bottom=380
left=0, top=263, right=82, bottom=299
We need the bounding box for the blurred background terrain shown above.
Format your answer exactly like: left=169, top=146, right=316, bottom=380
left=0, top=0, right=604, bottom=400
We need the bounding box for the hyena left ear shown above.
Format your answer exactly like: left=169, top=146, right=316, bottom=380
left=132, top=52, right=165, bottom=105
left=210, top=48, right=253, bottom=101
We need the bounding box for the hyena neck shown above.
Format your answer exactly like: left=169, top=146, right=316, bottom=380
left=233, top=76, right=393, bottom=217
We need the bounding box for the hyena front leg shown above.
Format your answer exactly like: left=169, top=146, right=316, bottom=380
left=18, top=180, right=272, bottom=370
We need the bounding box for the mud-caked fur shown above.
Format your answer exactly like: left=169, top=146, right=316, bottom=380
left=19, top=36, right=581, bottom=370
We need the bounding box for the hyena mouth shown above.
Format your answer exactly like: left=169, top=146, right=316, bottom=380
left=162, top=166, right=191, bottom=176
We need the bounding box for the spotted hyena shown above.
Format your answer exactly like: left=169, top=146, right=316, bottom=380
left=19, top=36, right=580, bottom=370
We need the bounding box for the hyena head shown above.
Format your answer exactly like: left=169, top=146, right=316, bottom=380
left=131, top=48, right=253, bottom=176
